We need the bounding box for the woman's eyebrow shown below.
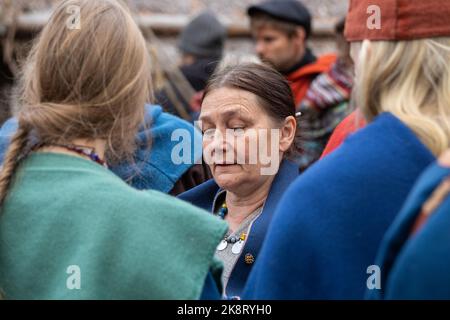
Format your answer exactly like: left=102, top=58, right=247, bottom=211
left=222, top=107, right=252, bottom=119
left=200, top=106, right=250, bottom=122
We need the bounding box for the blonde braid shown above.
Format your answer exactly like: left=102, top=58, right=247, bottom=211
left=0, top=121, right=30, bottom=208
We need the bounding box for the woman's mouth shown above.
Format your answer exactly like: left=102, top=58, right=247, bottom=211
left=214, top=163, right=239, bottom=170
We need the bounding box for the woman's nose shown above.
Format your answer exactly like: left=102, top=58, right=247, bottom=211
left=207, top=130, right=235, bottom=160
left=211, top=130, right=229, bottom=151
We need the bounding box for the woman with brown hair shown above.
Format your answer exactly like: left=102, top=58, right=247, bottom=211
left=179, top=62, right=300, bottom=299
left=0, top=0, right=226, bottom=299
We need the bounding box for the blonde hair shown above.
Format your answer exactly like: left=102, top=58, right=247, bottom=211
left=355, top=38, right=450, bottom=156
left=0, top=0, right=152, bottom=206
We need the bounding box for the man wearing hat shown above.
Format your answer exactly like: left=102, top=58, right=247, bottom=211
left=247, top=0, right=336, bottom=105
left=177, top=11, right=226, bottom=93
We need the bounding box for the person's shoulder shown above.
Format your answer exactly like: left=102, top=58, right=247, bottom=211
left=286, top=113, right=430, bottom=202
left=47, top=159, right=197, bottom=220
left=320, top=110, right=364, bottom=158
left=94, top=174, right=213, bottom=220
left=145, top=104, right=197, bottom=134
left=137, top=188, right=209, bottom=218
left=316, top=53, right=338, bottom=64
left=70, top=179, right=226, bottom=299
left=300, top=53, right=337, bottom=76
left=287, top=53, right=337, bottom=84
left=131, top=180, right=227, bottom=225
left=385, top=191, right=450, bottom=299
left=178, top=179, right=219, bottom=207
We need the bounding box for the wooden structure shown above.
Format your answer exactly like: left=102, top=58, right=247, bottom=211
left=2, top=10, right=338, bottom=38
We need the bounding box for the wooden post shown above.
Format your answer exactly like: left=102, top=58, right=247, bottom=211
left=4, top=11, right=337, bottom=38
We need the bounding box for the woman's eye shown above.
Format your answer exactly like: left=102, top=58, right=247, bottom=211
left=232, top=127, right=245, bottom=136
left=203, top=128, right=216, bottom=139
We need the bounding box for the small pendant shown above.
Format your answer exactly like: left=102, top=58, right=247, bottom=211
left=232, top=240, right=244, bottom=254
left=216, top=240, right=228, bottom=251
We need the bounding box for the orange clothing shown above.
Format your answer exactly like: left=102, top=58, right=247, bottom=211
left=286, top=54, right=337, bottom=105
left=320, top=110, right=367, bottom=158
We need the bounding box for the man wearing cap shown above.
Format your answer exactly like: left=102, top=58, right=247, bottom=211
left=247, top=0, right=336, bottom=106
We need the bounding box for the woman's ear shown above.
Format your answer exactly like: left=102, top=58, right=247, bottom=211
left=279, top=116, right=297, bottom=153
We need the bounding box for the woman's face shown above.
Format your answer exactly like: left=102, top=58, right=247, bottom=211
left=200, top=87, right=291, bottom=195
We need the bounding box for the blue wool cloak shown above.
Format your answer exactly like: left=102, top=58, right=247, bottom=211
left=369, top=162, right=450, bottom=299
left=242, top=112, right=436, bottom=299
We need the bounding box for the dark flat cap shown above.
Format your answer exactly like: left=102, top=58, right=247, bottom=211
left=248, top=0, right=312, bottom=37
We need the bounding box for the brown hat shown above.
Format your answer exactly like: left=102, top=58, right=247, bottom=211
left=345, top=0, right=450, bottom=41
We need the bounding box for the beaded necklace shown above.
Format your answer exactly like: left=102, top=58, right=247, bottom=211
left=38, top=143, right=107, bottom=168
left=216, top=201, right=247, bottom=254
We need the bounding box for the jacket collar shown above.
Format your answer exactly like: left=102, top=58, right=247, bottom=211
left=282, top=48, right=316, bottom=75
left=223, top=159, right=299, bottom=297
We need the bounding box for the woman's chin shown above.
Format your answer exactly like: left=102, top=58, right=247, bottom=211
left=213, top=171, right=244, bottom=191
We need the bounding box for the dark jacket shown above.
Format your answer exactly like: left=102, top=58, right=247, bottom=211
left=179, top=159, right=299, bottom=298
left=243, top=112, right=436, bottom=299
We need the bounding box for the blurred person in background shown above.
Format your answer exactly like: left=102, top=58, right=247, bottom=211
left=248, top=0, right=336, bottom=106
left=294, top=17, right=354, bottom=171
left=156, top=11, right=226, bottom=122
